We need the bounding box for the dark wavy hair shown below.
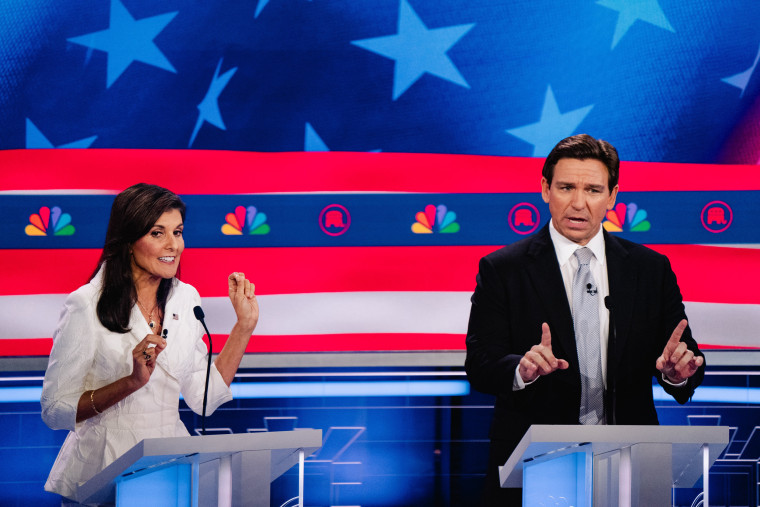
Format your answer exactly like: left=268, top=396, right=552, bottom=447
left=91, top=183, right=186, bottom=333
left=542, top=134, right=620, bottom=192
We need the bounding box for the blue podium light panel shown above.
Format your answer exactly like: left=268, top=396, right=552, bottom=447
left=116, top=463, right=192, bottom=507
left=523, top=450, right=592, bottom=507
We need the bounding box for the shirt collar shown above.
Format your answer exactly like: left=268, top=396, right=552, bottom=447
left=549, top=220, right=606, bottom=267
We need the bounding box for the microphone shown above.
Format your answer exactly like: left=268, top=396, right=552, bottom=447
left=586, top=283, right=597, bottom=295
left=604, top=296, right=616, bottom=425
left=193, top=306, right=213, bottom=435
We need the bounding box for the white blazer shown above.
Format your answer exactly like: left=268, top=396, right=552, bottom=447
left=41, top=267, right=232, bottom=500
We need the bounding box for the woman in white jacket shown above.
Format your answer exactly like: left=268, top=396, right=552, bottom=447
left=41, top=183, right=259, bottom=501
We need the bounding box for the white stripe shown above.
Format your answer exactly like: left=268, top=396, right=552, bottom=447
left=1, top=294, right=759, bottom=348
left=684, top=301, right=760, bottom=349
left=0, top=294, right=67, bottom=339
left=0, top=292, right=472, bottom=338
left=203, top=292, right=472, bottom=335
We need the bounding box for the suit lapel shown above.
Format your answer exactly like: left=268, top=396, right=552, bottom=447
left=604, top=231, right=635, bottom=372
left=128, top=304, right=152, bottom=347
left=156, top=295, right=179, bottom=378
left=525, top=226, right=577, bottom=365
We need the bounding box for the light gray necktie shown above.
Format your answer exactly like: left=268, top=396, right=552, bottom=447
left=572, top=247, right=604, bottom=424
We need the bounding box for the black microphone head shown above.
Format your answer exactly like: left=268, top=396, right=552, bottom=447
left=586, top=283, right=592, bottom=290
left=193, top=306, right=205, bottom=321
left=604, top=296, right=612, bottom=310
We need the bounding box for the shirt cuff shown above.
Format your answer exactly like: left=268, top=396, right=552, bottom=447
left=661, top=373, right=688, bottom=387
left=513, top=369, right=538, bottom=391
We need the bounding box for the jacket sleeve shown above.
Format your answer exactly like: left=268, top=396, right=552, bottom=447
left=465, top=255, right=523, bottom=396
left=41, top=291, right=97, bottom=431
left=177, top=288, right=232, bottom=416
left=655, top=255, right=706, bottom=403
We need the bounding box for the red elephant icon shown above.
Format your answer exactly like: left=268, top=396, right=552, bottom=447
left=319, top=204, right=351, bottom=236
left=324, top=210, right=346, bottom=228
left=707, top=207, right=726, bottom=225
left=514, top=209, right=534, bottom=226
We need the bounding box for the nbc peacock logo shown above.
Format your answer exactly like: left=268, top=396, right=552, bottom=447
left=221, top=206, right=270, bottom=235
left=25, top=206, right=75, bottom=236
left=411, top=204, right=460, bottom=234
left=603, top=203, right=650, bottom=232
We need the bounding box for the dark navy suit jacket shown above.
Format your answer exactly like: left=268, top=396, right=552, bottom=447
left=465, top=224, right=706, bottom=460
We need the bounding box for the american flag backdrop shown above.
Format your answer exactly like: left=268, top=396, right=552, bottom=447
left=2, top=150, right=759, bottom=357
left=1, top=0, right=760, bottom=359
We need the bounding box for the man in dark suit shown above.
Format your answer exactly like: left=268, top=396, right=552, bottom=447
left=465, top=134, right=705, bottom=506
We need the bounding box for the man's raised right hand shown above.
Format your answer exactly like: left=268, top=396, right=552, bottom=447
left=518, top=322, right=570, bottom=383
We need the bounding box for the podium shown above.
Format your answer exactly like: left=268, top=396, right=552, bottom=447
left=500, top=425, right=728, bottom=507
left=76, top=429, right=322, bottom=507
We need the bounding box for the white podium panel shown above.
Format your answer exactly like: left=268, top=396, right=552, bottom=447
left=77, top=429, right=322, bottom=507
left=500, top=425, right=728, bottom=507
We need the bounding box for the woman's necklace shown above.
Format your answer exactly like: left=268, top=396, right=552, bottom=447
left=136, top=298, right=159, bottom=330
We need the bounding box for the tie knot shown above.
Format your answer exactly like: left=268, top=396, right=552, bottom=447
left=574, top=247, right=594, bottom=266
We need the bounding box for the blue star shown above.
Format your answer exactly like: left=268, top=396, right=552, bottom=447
left=304, top=123, right=382, bottom=152
left=190, top=59, right=238, bottom=148
left=722, top=43, right=760, bottom=97
left=506, top=86, right=594, bottom=157
left=305, top=123, right=330, bottom=152
left=68, top=0, right=178, bottom=88
left=254, top=0, right=313, bottom=19
left=254, top=0, right=270, bottom=18
left=351, top=0, right=474, bottom=100
left=26, top=119, right=97, bottom=149
left=597, top=0, right=674, bottom=49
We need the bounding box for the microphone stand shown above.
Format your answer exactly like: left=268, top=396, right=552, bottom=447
left=193, top=306, right=212, bottom=435
left=604, top=296, right=616, bottom=425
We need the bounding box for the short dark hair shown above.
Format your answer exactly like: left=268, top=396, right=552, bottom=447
left=92, top=183, right=186, bottom=333
left=542, top=134, right=619, bottom=192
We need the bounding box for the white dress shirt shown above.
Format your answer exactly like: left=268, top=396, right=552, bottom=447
left=513, top=222, right=609, bottom=390
left=549, top=221, right=610, bottom=387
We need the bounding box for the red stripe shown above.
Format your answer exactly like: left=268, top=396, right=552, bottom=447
left=1, top=245, right=759, bottom=304
left=647, top=245, right=760, bottom=304
left=2, top=150, right=759, bottom=193
left=1, top=338, right=54, bottom=356
left=0, top=246, right=493, bottom=296
left=700, top=344, right=760, bottom=350
left=0, top=249, right=103, bottom=295
left=182, top=246, right=490, bottom=295
left=201, top=333, right=467, bottom=353
left=236, top=333, right=466, bottom=353
left=1, top=150, right=541, bottom=194
left=619, top=160, right=760, bottom=191
left=0, top=334, right=466, bottom=356
left=2, top=336, right=755, bottom=357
